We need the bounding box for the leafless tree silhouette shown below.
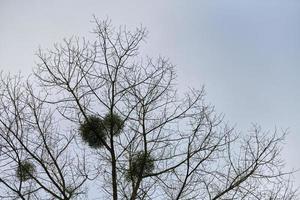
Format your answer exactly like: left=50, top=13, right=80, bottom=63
left=0, top=18, right=297, bottom=200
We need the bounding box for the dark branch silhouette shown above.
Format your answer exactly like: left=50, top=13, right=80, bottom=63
left=0, top=18, right=297, bottom=200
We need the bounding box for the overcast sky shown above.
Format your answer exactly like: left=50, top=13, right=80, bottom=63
left=1, top=0, right=300, bottom=186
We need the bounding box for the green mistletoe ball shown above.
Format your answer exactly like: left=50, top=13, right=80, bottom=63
left=79, top=115, right=107, bottom=148
left=16, top=161, right=35, bottom=182
left=126, top=151, right=155, bottom=181
left=102, top=112, right=124, bottom=136
left=79, top=113, right=124, bottom=148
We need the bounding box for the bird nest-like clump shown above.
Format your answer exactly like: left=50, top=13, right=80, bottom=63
left=102, top=112, right=124, bottom=136
left=16, top=161, right=35, bottom=182
left=79, top=113, right=124, bottom=148
left=79, top=115, right=107, bottom=148
left=125, top=151, right=155, bottom=181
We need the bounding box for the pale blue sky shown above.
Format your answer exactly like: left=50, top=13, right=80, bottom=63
left=1, top=0, right=300, bottom=187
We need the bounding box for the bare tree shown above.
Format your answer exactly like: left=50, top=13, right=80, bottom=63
left=0, top=73, right=89, bottom=199
left=0, top=18, right=297, bottom=199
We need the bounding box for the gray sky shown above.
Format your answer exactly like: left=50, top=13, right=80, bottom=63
left=1, top=0, right=300, bottom=186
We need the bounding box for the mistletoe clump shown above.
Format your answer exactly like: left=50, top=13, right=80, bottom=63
left=102, top=112, right=124, bottom=136
left=79, top=115, right=107, bottom=148
left=16, top=161, right=35, bottom=182
left=126, top=151, right=155, bottom=181
left=79, top=113, right=124, bottom=148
